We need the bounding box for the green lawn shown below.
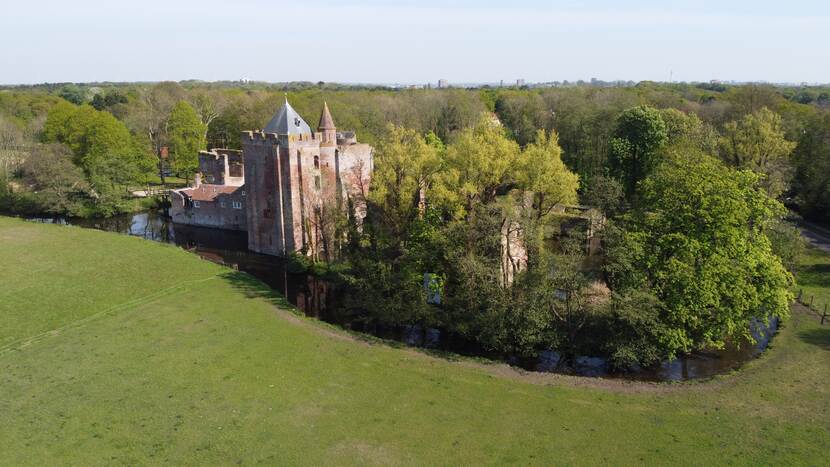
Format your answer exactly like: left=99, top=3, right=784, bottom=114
left=0, top=216, right=828, bottom=465
left=797, top=246, right=830, bottom=312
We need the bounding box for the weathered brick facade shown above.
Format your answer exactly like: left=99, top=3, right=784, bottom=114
left=170, top=100, right=373, bottom=258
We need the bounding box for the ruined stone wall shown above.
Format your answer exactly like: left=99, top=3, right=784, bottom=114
left=199, top=151, right=227, bottom=185
left=336, top=143, right=373, bottom=222
left=199, top=149, right=245, bottom=187
left=169, top=190, right=247, bottom=231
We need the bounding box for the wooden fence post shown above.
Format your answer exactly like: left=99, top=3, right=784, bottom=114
left=810, top=295, right=814, bottom=309
left=798, top=289, right=803, bottom=301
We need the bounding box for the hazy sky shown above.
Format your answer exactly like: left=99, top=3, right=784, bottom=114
left=1, top=0, right=828, bottom=85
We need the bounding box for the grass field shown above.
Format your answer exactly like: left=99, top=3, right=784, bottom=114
left=1, top=216, right=828, bottom=465
left=797, top=246, right=830, bottom=311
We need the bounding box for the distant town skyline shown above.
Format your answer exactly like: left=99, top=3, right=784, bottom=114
left=1, top=0, right=829, bottom=85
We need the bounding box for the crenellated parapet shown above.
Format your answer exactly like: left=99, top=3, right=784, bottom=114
left=241, top=130, right=280, bottom=143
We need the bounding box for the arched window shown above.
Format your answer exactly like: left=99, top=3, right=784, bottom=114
left=313, top=155, right=320, bottom=169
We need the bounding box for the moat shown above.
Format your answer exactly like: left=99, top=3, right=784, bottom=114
left=27, top=211, right=779, bottom=382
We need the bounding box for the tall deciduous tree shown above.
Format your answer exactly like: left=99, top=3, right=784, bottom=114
left=516, top=129, right=579, bottom=219
left=606, top=150, right=793, bottom=357
left=368, top=124, right=443, bottom=251
left=659, top=108, right=718, bottom=154
left=21, top=144, right=88, bottom=215
left=167, top=101, right=206, bottom=183
left=719, top=107, right=797, bottom=199
left=608, top=105, right=668, bottom=204
left=132, top=82, right=186, bottom=183
left=792, top=111, right=830, bottom=219
left=444, top=116, right=521, bottom=216
left=189, top=89, right=227, bottom=142
left=43, top=102, right=153, bottom=188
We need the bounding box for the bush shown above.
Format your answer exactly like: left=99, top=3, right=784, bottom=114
left=597, top=291, right=668, bottom=369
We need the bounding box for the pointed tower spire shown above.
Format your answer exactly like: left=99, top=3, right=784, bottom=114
left=263, top=97, right=311, bottom=136
left=318, top=101, right=336, bottom=130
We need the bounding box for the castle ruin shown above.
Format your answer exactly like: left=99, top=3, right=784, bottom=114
left=170, top=99, right=373, bottom=258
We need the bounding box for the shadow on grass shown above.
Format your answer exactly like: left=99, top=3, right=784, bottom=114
left=797, top=328, right=830, bottom=351
left=799, top=264, right=830, bottom=288
left=219, top=270, right=295, bottom=309
left=217, top=269, right=484, bottom=363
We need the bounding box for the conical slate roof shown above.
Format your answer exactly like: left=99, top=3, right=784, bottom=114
left=264, top=97, right=312, bottom=136
left=318, top=101, right=336, bottom=130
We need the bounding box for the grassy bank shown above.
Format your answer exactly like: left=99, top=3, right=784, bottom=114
left=0, top=216, right=828, bottom=465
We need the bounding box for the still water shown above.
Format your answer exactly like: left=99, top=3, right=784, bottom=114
left=27, top=211, right=778, bottom=382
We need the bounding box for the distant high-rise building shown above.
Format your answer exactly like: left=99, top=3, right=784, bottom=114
left=516, top=79, right=525, bottom=87
left=500, top=79, right=504, bottom=87
left=437, top=79, right=449, bottom=89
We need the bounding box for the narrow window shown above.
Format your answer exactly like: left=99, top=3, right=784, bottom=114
left=314, top=155, right=320, bottom=169
left=314, top=175, right=321, bottom=190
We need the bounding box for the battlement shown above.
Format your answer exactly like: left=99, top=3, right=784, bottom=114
left=241, top=130, right=280, bottom=142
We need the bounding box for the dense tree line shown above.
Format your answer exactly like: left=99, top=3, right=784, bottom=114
left=333, top=103, right=798, bottom=368
left=2, top=80, right=828, bottom=218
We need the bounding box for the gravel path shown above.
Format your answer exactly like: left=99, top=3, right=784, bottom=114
left=799, top=220, right=830, bottom=253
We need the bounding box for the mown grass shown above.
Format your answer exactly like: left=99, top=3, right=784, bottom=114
left=1, top=216, right=828, bottom=465
left=797, top=246, right=830, bottom=311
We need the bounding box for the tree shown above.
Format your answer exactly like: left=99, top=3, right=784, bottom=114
left=444, top=116, right=521, bottom=216
left=0, top=116, right=26, bottom=178
left=57, top=84, right=86, bottom=105
left=435, top=104, right=462, bottom=143
left=167, top=101, right=206, bottom=182
left=608, top=105, right=668, bottom=204
left=791, top=111, right=830, bottom=219
left=20, top=144, right=88, bottom=215
left=42, top=102, right=153, bottom=190
left=131, top=82, right=186, bottom=183
left=598, top=290, right=668, bottom=369
left=516, top=129, right=579, bottom=219
left=766, top=219, right=806, bottom=274
left=581, top=175, right=625, bottom=217
left=493, top=92, right=549, bottom=146
left=442, top=204, right=552, bottom=357
left=189, top=89, right=227, bottom=142
left=660, top=108, right=718, bottom=154
left=537, top=236, right=600, bottom=354
left=606, top=151, right=793, bottom=357
left=719, top=107, right=797, bottom=199
left=367, top=124, right=443, bottom=252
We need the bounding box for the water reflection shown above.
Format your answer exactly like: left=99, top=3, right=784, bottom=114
left=26, top=211, right=778, bottom=382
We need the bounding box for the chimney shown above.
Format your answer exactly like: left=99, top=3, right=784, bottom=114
left=194, top=173, right=202, bottom=188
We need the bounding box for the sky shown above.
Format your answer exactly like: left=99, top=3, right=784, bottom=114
left=1, top=0, right=828, bottom=85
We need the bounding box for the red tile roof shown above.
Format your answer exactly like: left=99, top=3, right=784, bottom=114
left=180, top=184, right=241, bottom=202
